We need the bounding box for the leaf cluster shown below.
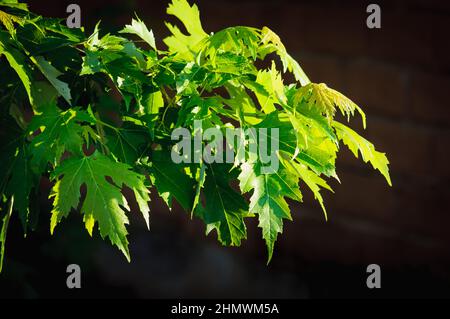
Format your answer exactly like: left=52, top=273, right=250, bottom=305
left=0, top=0, right=391, bottom=269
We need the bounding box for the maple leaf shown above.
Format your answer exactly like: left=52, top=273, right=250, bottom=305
left=105, top=120, right=148, bottom=166
left=164, top=0, right=208, bottom=59
left=4, top=144, right=35, bottom=230
left=296, top=83, right=366, bottom=127
left=333, top=121, right=392, bottom=186
left=0, top=36, right=36, bottom=106
left=279, top=151, right=332, bottom=221
left=141, top=90, right=164, bottom=115
left=0, top=1, right=28, bottom=11
left=49, top=151, right=150, bottom=260
left=191, top=161, right=206, bottom=217
left=0, top=9, right=22, bottom=34
left=247, top=62, right=287, bottom=114
left=146, top=150, right=195, bottom=211
left=0, top=116, right=36, bottom=232
left=238, top=162, right=301, bottom=262
left=205, top=26, right=260, bottom=61
left=120, top=17, right=156, bottom=50
left=31, top=56, right=72, bottom=105
left=255, top=112, right=337, bottom=177
left=0, top=195, right=13, bottom=273
left=260, top=27, right=310, bottom=86
left=224, top=83, right=263, bottom=126
left=201, top=163, right=249, bottom=247
left=27, top=104, right=88, bottom=172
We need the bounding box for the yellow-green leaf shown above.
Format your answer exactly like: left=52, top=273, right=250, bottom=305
left=333, top=121, right=392, bottom=186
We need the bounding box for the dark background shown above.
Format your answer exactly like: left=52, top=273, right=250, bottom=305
left=1, top=0, right=450, bottom=298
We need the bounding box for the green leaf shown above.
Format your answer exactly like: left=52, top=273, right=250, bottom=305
left=0, top=196, right=14, bottom=273
left=50, top=151, right=150, bottom=260
left=177, top=94, right=223, bottom=128
left=192, top=161, right=206, bottom=217
left=260, top=27, right=310, bottom=86
left=206, top=51, right=253, bottom=76
left=32, top=56, right=72, bottom=105
left=333, top=121, right=392, bottom=186
left=0, top=1, right=28, bottom=11
left=5, top=144, right=36, bottom=231
left=224, top=83, right=262, bottom=126
left=0, top=38, right=35, bottom=106
left=33, top=81, right=59, bottom=109
left=279, top=151, right=332, bottom=220
left=296, top=83, right=366, bottom=127
left=148, top=150, right=195, bottom=211
left=255, top=112, right=337, bottom=176
left=248, top=62, right=287, bottom=114
left=105, top=121, right=148, bottom=166
left=167, top=0, right=206, bottom=39
left=239, top=162, right=299, bottom=263
left=120, top=17, right=156, bottom=50
left=202, top=163, right=249, bottom=246
left=205, top=26, right=260, bottom=61
left=141, top=90, right=164, bottom=115
left=0, top=9, right=22, bottom=34
left=175, top=62, right=206, bottom=94
left=164, top=0, right=208, bottom=58
left=27, top=104, right=85, bottom=172
left=0, top=116, right=23, bottom=193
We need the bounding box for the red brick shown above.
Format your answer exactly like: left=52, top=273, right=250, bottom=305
left=295, top=166, right=449, bottom=244
left=366, top=118, right=435, bottom=177
left=367, top=11, right=435, bottom=68
left=282, top=211, right=399, bottom=265
left=281, top=213, right=364, bottom=264
left=336, top=145, right=367, bottom=170
left=359, top=233, right=448, bottom=266
left=328, top=170, right=397, bottom=222
left=410, top=72, right=450, bottom=126
left=300, top=53, right=346, bottom=90
left=432, top=15, right=450, bottom=71
left=282, top=208, right=450, bottom=266
left=393, top=178, right=450, bottom=241
left=410, top=0, right=450, bottom=12
left=278, top=4, right=369, bottom=57
left=435, top=133, right=450, bottom=178
left=345, top=60, right=407, bottom=118
left=198, top=1, right=270, bottom=32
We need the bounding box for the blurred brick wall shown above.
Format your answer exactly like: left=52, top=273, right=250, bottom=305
left=29, top=0, right=450, bottom=271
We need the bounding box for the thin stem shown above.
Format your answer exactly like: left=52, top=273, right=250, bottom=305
left=94, top=113, right=109, bottom=154
left=96, top=119, right=119, bottom=131
left=0, top=195, right=14, bottom=273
